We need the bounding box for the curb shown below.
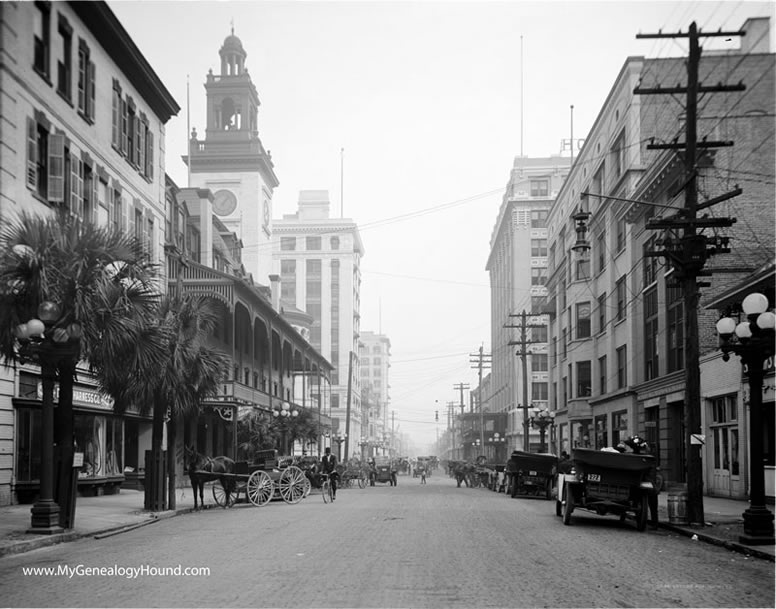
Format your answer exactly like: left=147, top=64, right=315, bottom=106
left=0, top=507, right=194, bottom=559
left=658, top=522, right=775, bottom=562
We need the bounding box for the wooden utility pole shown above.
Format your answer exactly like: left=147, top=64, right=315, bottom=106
left=635, top=22, right=743, bottom=525
left=453, top=382, right=470, bottom=414
left=447, top=401, right=457, bottom=459
left=469, top=347, right=491, bottom=450
left=506, top=310, right=545, bottom=451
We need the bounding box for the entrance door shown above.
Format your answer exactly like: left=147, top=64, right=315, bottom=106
left=709, top=395, right=740, bottom=497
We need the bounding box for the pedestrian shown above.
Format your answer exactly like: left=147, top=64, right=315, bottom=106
left=420, top=465, right=427, bottom=485
left=321, top=446, right=338, bottom=500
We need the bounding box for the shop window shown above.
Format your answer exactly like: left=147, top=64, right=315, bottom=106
left=75, top=414, right=106, bottom=478
left=594, top=414, right=608, bottom=449
left=16, top=408, right=42, bottom=482
left=105, top=418, right=124, bottom=476
left=612, top=410, right=628, bottom=447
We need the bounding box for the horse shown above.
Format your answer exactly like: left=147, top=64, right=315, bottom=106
left=184, top=446, right=235, bottom=510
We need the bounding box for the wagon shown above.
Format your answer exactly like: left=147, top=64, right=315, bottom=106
left=510, top=451, right=558, bottom=499
left=205, top=452, right=309, bottom=507
left=558, top=448, right=655, bottom=531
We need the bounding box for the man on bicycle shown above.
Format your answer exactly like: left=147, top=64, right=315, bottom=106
left=321, top=446, right=338, bottom=500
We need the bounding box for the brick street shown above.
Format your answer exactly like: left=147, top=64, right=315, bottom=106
left=0, top=474, right=772, bottom=608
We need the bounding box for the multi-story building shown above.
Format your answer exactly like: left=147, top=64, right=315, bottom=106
left=546, top=17, right=774, bottom=500
left=272, top=190, right=365, bottom=458
left=486, top=155, right=571, bottom=453
left=359, top=331, right=391, bottom=456
left=0, top=1, right=179, bottom=504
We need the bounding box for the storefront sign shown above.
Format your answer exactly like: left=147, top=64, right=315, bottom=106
left=37, top=382, right=115, bottom=411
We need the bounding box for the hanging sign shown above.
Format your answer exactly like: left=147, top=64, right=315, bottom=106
left=690, top=434, right=706, bottom=445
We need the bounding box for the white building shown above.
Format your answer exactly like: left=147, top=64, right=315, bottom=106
left=272, top=190, right=365, bottom=456
left=359, top=331, right=392, bottom=454
left=486, top=155, right=571, bottom=453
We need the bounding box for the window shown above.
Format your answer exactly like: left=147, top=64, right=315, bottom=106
left=530, top=180, right=549, bottom=197
left=576, top=256, right=590, bottom=281
left=596, top=230, right=607, bottom=274
left=531, top=209, right=548, bottom=228
left=562, top=328, right=568, bottom=359
left=597, top=293, right=607, bottom=334
left=576, top=302, right=591, bottom=339
left=533, top=353, right=548, bottom=372
left=616, top=276, right=627, bottom=321
left=306, top=236, right=321, bottom=250
left=615, top=216, right=626, bottom=252
left=667, top=285, right=684, bottom=373
left=616, top=345, right=627, bottom=389
left=330, top=236, right=340, bottom=250
left=644, top=287, right=659, bottom=381
left=710, top=395, right=739, bottom=474
left=598, top=355, right=607, bottom=395
left=531, top=238, right=548, bottom=257
left=591, top=164, right=604, bottom=197
left=643, top=235, right=659, bottom=286
left=612, top=131, right=625, bottom=179
left=594, top=414, right=608, bottom=449
left=532, top=382, right=548, bottom=401
left=56, top=14, right=72, bottom=101
left=531, top=268, right=547, bottom=286
left=111, top=80, right=122, bottom=150
left=77, top=39, right=96, bottom=122
left=33, top=1, right=51, bottom=79
left=576, top=361, right=591, bottom=397
left=280, top=237, right=296, bottom=251
left=531, top=325, right=548, bottom=343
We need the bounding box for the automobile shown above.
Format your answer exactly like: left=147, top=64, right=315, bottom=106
left=371, top=456, right=397, bottom=486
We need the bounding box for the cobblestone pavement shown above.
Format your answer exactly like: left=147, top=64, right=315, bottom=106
left=0, top=475, right=773, bottom=608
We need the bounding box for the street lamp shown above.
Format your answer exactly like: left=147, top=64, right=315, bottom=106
left=272, top=401, right=298, bottom=455
left=14, top=300, right=82, bottom=534
left=334, top=432, right=347, bottom=462
left=716, top=292, right=775, bottom=545
left=529, top=408, right=556, bottom=453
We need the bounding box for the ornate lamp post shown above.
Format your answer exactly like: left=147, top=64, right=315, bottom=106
left=14, top=300, right=82, bottom=533
left=716, top=292, right=775, bottom=545
left=334, top=432, right=347, bottom=463
left=272, top=401, right=298, bottom=455
left=529, top=408, right=556, bottom=453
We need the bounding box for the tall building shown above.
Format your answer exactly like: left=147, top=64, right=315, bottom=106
left=359, top=331, right=391, bottom=455
left=486, top=155, right=571, bottom=453
left=183, top=28, right=279, bottom=286
left=545, top=17, right=774, bottom=499
left=0, top=1, right=179, bottom=505
left=272, top=190, right=365, bottom=456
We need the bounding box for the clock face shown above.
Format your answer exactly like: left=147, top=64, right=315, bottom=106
left=213, top=190, right=237, bottom=216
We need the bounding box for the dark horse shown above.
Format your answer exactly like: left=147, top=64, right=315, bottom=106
left=184, top=446, right=235, bottom=510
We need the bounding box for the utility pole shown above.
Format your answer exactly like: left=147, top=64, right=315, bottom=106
left=469, top=346, right=492, bottom=451
left=506, top=310, right=545, bottom=451
left=635, top=22, right=743, bottom=526
left=453, top=382, right=470, bottom=415
left=447, top=401, right=458, bottom=459
left=391, top=410, right=396, bottom=456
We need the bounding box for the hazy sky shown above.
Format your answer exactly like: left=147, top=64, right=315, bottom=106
left=108, top=0, right=774, bottom=452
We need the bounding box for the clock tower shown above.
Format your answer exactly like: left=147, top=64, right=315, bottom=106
left=183, top=28, right=279, bottom=285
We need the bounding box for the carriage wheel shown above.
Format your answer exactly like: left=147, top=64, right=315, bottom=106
left=279, top=466, right=306, bottom=504
left=321, top=480, right=331, bottom=503
left=246, top=471, right=273, bottom=507
left=212, top=480, right=237, bottom=508
left=302, top=475, right=312, bottom=498
left=562, top=483, right=574, bottom=526
left=635, top=494, right=649, bottom=532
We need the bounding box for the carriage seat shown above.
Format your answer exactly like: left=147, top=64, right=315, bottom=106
left=234, top=461, right=250, bottom=476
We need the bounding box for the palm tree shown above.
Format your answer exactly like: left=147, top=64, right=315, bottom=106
left=118, top=293, right=230, bottom=510
left=0, top=211, right=162, bottom=526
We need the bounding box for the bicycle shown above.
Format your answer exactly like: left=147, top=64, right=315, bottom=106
left=320, top=473, right=334, bottom=503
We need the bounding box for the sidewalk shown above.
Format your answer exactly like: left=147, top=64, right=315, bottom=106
left=0, top=487, right=200, bottom=559
left=655, top=493, right=775, bottom=562
left=0, top=488, right=773, bottom=561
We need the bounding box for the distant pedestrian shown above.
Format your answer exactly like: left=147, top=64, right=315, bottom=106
left=420, top=466, right=427, bottom=484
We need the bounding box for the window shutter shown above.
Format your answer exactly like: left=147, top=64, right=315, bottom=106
left=77, top=48, right=85, bottom=113
left=137, top=119, right=145, bottom=175
left=70, top=152, right=83, bottom=217
left=111, top=88, right=119, bottom=147
left=123, top=194, right=131, bottom=234
left=91, top=169, right=98, bottom=224
left=26, top=118, right=38, bottom=190
left=47, top=133, right=65, bottom=203
left=146, top=130, right=154, bottom=179
left=88, top=61, right=96, bottom=120
left=121, top=98, right=128, bottom=156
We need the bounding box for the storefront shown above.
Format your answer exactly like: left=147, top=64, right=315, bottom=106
left=13, top=371, right=152, bottom=503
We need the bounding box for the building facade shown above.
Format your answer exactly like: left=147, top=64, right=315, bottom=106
left=0, top=1, right=179, bottom=504
left=546, top=17, right=774, bottom=500
left=272, top=190, right=365, bottom=457
left=359, top=331, right=391, bottom=457
left=486, top=155, right=571, bottom=453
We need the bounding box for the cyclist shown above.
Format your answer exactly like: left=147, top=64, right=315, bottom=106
left=321, top=446, right=338, bottom=500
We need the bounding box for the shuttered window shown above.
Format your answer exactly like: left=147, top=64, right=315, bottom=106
left=47, top=132, right=65, bottom=203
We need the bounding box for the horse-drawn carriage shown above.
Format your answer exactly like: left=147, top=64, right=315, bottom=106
left=509, top=451, right=557, bottom=499
left=338, top=461, right=368, bottom=489
left=186, top=447, right=308, bottom=509
left=558, top=448, right=655, bottom=531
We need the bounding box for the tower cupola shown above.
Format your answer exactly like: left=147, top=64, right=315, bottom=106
left=220, top=27, right=247, bottom=76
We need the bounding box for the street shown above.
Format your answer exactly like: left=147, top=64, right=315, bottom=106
left=0, top=474, right=772, bottom=608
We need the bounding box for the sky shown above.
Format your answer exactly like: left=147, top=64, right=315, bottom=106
left=108, top=0, right=774, bottom=454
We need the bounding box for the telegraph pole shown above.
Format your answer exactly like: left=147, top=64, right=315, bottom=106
left=447, top=401, right=457, bottom=459
left=453, top=382, right=470, bottom=415
left=506, top=310, right=545, bottom=451
left=469, top=346, right=492, bottom=451
left=635, top=22, right=743, bottom=526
